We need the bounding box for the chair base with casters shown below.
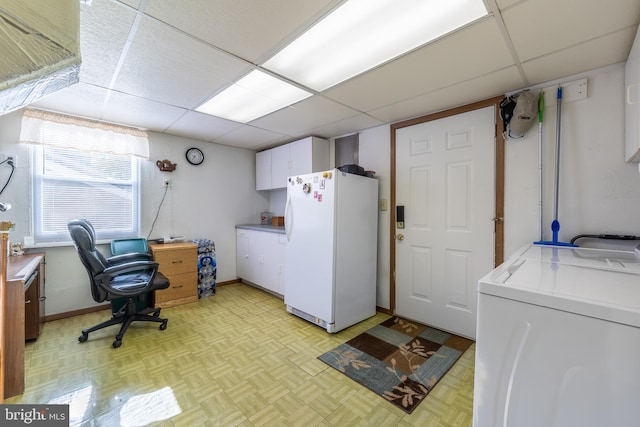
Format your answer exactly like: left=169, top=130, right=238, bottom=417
left=68, top=219, right=171, bottom=348
left=79, top=295, right=169, bottom=348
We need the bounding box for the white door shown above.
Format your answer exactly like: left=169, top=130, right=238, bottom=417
left=395, top=106, right=495, bottom=338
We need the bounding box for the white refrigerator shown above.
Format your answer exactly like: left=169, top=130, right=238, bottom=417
left=284, top=169, right=378, bottom=333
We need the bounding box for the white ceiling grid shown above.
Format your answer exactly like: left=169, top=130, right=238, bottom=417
left=23, top=0, right=640, bottom=150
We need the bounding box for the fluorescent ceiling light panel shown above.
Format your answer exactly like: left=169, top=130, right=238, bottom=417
left=263, top=0, right=488, bottom=91
left=196, top=70, right=312, bottom=123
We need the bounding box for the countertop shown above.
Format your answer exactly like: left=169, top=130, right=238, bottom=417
left=236, top=224, right=285, bottom=234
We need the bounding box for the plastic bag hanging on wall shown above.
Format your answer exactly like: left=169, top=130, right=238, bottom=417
left=500, top=90, right=538, bottom=139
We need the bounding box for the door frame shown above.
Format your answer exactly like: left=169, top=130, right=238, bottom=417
left=388, top=96, right=505, bottom=314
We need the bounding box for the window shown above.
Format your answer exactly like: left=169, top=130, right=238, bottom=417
left=20, top=108, right=148, bottom=244
left=32, top=145, right=140, bottom=243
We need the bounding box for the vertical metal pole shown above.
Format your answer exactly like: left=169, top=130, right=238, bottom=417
left=538, top=92, right=544, bottom=241
left=553, top=87, right=562, bottom=223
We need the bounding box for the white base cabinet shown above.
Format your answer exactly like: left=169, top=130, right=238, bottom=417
left=236, top=228, right=286, bottom=295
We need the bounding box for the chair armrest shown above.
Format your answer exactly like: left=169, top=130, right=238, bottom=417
left=98, top=260, right=159, bottom=278
left=96, top=260, right=164, bottom=297
left=106, top=252, right=152, bottom=265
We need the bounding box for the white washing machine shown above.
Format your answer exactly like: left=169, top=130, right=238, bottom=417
left=473, top=244, right=640, bottom=427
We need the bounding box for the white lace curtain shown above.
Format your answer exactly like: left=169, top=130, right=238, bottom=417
left=19, top=108, right=149, bottom=158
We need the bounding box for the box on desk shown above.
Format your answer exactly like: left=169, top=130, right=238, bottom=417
left=271, top=216, right=284, bottom=226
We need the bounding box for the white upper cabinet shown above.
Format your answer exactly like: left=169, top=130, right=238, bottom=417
left=256, top=136, right=329, bottom=190
left=255, top=150, right=272, bottom=190
left=625, top=25, right=640, bottom=162
left=271, top=144, right=291, bottom=189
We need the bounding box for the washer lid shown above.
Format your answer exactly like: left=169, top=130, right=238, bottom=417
left=478, top=245, right=640, bottom=327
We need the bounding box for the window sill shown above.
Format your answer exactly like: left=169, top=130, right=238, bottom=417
left=25, top=239, right=113, bottom=249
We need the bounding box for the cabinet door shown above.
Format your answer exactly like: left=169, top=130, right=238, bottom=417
left=261, top=233, right=282, bottom=294
left=256, top=150, right=272, bottom=190
left=38, top=261, right=45, bottom=335
left=24, top=273, right=39, bottom=341
left=626, top=27, right=640, bottom=162
left=276, top=234, right=287, bottom=295
left=271, top=144, right=290, bottom=189
left=290, top=136, right=329, bottom=176
left=289, top=137, right=312, bottom=176
left=236, top=230, right=250, bottom=279
left=249, top=231, right=269, bottom=289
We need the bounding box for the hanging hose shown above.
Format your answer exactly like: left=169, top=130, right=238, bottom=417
left=570, top=234, right=640, bottom=245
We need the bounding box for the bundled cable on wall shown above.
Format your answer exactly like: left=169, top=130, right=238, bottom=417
left=0, top=156, right=15, bottom=212
left=147, top=185, right=169, bottom=240
left=0, top=156, right=15, bottom=195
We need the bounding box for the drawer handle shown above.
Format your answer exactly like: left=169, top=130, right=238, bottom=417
left=172, top=260, right=183, bottom=264
left=25, top=300, right=31, bottom=304
left=40, top=296, right=46, bottom=302
left=173, top=285, right=183, bottom=289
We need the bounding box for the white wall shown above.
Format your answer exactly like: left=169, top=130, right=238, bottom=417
left=358, top=125, right=391, bottom=310
left=504, top=62, right=640, bottom=255
left=0, top=109, right=268, bottom=315
left=356, top=62, right=640, bottom=311
left=2, top=62, right=637, bottom=316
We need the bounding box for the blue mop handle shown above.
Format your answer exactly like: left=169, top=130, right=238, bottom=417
left=551, top=219, right=560, bottom=244
left=553, top=87, right=562, bottom=223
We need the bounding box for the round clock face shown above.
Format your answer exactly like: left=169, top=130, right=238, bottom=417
left=186, top=147, right=204, bottom=165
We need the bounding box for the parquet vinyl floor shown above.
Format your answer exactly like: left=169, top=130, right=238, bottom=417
left=6, top=282, right=475, bottom=426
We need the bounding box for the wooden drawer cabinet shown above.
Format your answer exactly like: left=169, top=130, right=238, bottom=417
left=149, top=243, right=198, bottom=308
left=4, top=252, right=45, bottom=399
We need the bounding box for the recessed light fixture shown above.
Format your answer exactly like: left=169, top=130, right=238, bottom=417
left=196, top=70, right=312, bottom=123
left=197, top=0, right=487, bottom=122
left=264, top=0, right=488, bottom=91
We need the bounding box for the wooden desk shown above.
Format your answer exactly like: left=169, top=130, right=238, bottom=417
left=3, top=253, right=45, bottom=399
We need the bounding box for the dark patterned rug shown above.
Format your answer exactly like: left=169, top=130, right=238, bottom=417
left=318, top=316, right=474, bottom=413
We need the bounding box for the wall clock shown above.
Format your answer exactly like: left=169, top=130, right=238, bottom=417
left=186, top=147, right=204, bottom=165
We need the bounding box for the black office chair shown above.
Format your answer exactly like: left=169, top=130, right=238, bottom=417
left=68, top=219, right=170, bottom=348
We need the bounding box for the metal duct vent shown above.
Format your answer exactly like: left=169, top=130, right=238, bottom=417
left=0, top=0, right=80, bottom=115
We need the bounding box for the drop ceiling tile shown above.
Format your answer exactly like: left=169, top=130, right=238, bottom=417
left=369, top=67, right=525, bottom=124
left=521, top=28, right=637, bottom=85
left=323, top=18, right=514, bottom=113
left=113, top=15, right=251, bottom=108
left=143, top=0, right=341, bottom=63
left=31, top=82, right=186, bottom=134
left=495, top=0, right=525, bottom=9
left=79, top=0, right=136, bottom=87
left=213, top=124, right=288, bottom=150
left=118, top=0, right=140, bottom=9
left=30, top=82, right=110, bottom=120
left=250, top=95, right=363, bottom=136
left=166, top=111, right=243, bottom=142
left=503, top=0, right=640, bottom=62
left=101, top=91, right=187, bottom=132
left=306, top=114, right=385, bottom=141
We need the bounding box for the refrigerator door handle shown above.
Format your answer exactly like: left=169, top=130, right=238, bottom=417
left=285, top=195, right=292, bottom=242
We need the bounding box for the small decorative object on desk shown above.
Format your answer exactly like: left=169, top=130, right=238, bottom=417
left=190, top=238, right=216, bottom=298
left=10, top=242, right=24, bottom=256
